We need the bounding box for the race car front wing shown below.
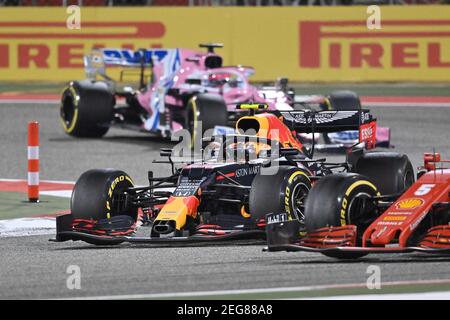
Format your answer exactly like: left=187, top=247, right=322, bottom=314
left=51, top=213, right=266, bottom=246
left=265, top=215, right=450, bottom=256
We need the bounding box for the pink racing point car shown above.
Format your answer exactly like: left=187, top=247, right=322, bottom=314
left=59, top=43, right=390, bottom=149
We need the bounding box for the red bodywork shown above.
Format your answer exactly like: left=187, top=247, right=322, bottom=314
left=363, top=168, right=450, bottom=248
left=359, top=120, right=377, bottom=150
left=295, top=153, right=450, bottom=254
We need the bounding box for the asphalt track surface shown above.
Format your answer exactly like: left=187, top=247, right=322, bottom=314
left=0, top=102, right=450, bottom=299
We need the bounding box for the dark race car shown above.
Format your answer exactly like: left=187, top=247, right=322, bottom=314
left=53, top=104, right=410, bottom=246
left=266, top=152, right=450, bottom=259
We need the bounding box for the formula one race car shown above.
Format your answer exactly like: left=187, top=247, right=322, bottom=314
left=59, top=44, right=390, bottom=148
left=54, top=104, right=410, bottom=246
left=266, top=153, right=450, bottom=259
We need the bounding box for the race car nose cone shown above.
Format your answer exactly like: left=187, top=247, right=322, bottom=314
left=153, top=220, right=175, bottom=235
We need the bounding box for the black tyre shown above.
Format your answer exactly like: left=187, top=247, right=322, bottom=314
left=321, top=91, right=361, bottom=144
left=325, top=90, right=362, bottom=111
left=60, top=80, right=114, bottom=137
left=71, top=169, right=137, bottom=221
left=249, top=166, right=312, bottom=225
left=354, top=152, right=415, bottom=195
left=185, top=93, right=228, bottom=148
left=304, top=173, right=379, bottom=259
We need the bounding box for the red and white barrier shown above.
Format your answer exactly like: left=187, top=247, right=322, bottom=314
left=27, top=121, right=39, bottom=202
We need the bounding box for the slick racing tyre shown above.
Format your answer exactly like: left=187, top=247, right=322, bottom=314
left=321, top=91, right=361, bottom=144
left=71, top=169, right=137, bottom=222
left=325, top=90, right=362, bottom=111
left=354, top=152, right=415, bottom=195
left=249, top=166, right=312, bottom=225
left=185, top=93, right=228, bottom=148
left=60, top=80, right=114, bottom=138
left=304, top=173, right=379, bottom=259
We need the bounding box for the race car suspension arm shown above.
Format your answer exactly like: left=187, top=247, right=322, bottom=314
left=129, top=191, right=169, bottom=207
left=206, top=197, right=243, bottom=204
left=210, top=184, right=251, bottom=190
left=127, top=173, right=179, bottom=207
left=202, top=183, right=250, bottom=205
left=216, top=171, right=242, bottom=186
left=127, top=173, right=179, bottom=195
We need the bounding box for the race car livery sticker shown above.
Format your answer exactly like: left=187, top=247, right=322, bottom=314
left=383, top=215, right=408, bottom=222
left=395, top=198, right=424, bottom=210
left=173, top=177, right=203, bottom=197
left=266, top=212, right=289, bottom=225
left=414, top=184, right=436, bottom=196
left=235, top=165, right=260, bottom=178
left=359, top=120, right=377, bottom=149
left=102, top=49, right=169, bottom=66
left=288, top=111, right=358, bottom=124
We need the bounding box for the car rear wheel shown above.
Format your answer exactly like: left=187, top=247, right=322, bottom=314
left=60, top=80, right=114, bottom=138
left=325, top=90, right=362, bottom=111
left=354, top=152, right=414, bottom=195
left=322, top=91, right=361, bottom=145
left=185, top=93, right=228, bottom=149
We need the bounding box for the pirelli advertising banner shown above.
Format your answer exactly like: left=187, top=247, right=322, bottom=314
left=1, top=6, right=450, bottom=82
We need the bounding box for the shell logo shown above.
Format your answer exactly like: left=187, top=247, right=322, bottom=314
left=396, top=198, right=424, bottom=210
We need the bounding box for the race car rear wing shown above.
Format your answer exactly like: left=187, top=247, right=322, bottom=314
left=84, top=48, right=156, bottom=89
left=280, top=110, right=373, bottom=133
left=280, top=109, right=377, bottom=149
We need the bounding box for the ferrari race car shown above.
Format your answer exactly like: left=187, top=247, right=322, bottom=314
left=54, top=104, right=408, bottom=246
left=59, top=43, right=390, bottom=148
left=266, top=153, right=450, bottom=259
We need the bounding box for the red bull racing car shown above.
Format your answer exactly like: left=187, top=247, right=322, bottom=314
left=54, top=103, right=411, bottom=246
left=266, top=152, right=450, bottom=258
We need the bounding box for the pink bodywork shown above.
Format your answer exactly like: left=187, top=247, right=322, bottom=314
left=133, top=48, right=390, bottom=149
left=136, top=49, right=291, bottom=117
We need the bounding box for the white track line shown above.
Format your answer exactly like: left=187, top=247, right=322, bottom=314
left=309, top=291, right=450, bottom=300
left=0, top=217, right=55, bottom=237
left=66, top=279, right=450, bottom=300
left=0, top=178, right=71, bottom=237
left=39, top=190, right=72, bottom=198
